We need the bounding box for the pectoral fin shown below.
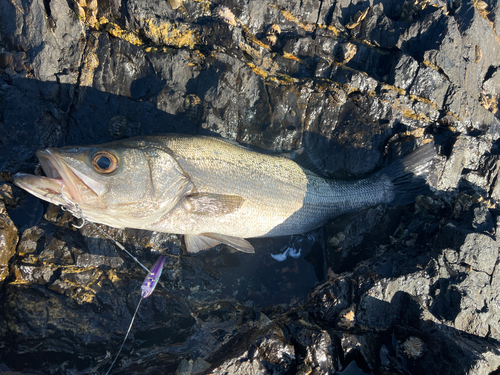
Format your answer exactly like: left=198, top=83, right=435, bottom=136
left=183, top=193, right=244, bottom=216
left=184, top=233, right=255, bottom=254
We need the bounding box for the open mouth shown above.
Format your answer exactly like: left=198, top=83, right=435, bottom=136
left=36, top=148, right=82, bottom=203
left=12, top=148, right=84, bottom=207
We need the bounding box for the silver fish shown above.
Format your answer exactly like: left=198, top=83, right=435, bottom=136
left=13, top=135, right=434, bottom=254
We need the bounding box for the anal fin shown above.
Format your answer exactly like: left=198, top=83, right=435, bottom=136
left=184, top=233, right=255, bottom=254
left=202, top=233, right=254, bottom=253
left=185, top=234, right=222, bottom=254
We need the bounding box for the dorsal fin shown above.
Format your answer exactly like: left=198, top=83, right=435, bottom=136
left=284, top=148, right=326, bottom=177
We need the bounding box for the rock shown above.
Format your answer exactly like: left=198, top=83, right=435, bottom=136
left=292, top=327, right=336, bottom=372
left=2, top=0, right=500, bottom=373
left=209, top=323, right=298, bottom=374
left=459, top=232, right=497, bottom=275
left=0, top=183, right=19, bottom=207
left=17, top=226, right=44, bottom=256
left=0, top=202, right=18, bottom=286
left=175, top=358, right=211, bottom=375
left=470, top=202, right=495, bottom=234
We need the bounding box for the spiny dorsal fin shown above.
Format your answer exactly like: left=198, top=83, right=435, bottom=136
left=284, top=147, right=326, bottom=177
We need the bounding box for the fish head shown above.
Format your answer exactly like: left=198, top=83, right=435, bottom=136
left=13, top=139, right=192, bottom=228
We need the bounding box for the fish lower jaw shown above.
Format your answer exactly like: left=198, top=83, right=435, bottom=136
left=13, top=173, right=65, bottom=201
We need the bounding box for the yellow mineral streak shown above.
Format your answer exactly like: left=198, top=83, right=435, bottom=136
left=141, top=19, right=200, bottom=49
left=381, top=83, right=406, bottom=96
left=240, top=42, right=263, bottom=63
left=241, top=26, right=270, bottom=51
left=80, top=51, right=99, bottom=87
left=480, top=93, right=499, bottom=114
left=393, top=99, right=431, bottom=123
left=471, top=0, right=500, bottom=46
left=422, top=60, right=441, bottom=72
left=269, top=4, right=315, bottom=32
left=8, top=0, right=25, bottom=15
left=246, top=63, right=293, bottom=85
left=105, top=269, right=121, bottom=283
left=247, top=62, right=269, bottom=78
left=105, top=22, right=142, bottom=46
left=282, top=52, right=301, bottom=62
left=386, top=128, right=426, bottom=145
left=261, top=57, right=278, bottom=72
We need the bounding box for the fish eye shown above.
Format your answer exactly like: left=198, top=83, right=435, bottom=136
left=92, top=151, right=118, bottom=174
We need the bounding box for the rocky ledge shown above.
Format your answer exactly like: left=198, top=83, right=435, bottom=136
left=1, top=0, right=500, bottom=374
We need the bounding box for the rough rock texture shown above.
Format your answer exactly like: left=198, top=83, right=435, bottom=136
left=1, top=0, right=500, bottom=373
left=0, top=199, right=18, bottom=287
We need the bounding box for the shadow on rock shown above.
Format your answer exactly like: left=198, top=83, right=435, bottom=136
left=0, top=70, right=499, bottom=374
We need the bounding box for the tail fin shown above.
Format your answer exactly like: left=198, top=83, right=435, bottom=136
left=375, top=142, right=436, bottom=206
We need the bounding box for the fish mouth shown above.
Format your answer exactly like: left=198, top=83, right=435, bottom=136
left=13, top=148, right=83, bottom=206
left=38, top=149, right=84, bottom=202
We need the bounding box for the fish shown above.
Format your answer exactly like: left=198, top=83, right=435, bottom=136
left=13, top=134, right=435, bottom=254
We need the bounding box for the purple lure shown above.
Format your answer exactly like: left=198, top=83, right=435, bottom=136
left=140, top=255, right=166, bottom=298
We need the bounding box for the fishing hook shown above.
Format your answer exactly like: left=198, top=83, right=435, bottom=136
left=72, top=217, right=86, bottom=229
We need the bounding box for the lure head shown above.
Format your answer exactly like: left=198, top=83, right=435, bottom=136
left=140, top=255, right=166, bottom=298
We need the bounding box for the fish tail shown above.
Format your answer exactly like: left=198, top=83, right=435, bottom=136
left=375, top=142, right=436, bottom=206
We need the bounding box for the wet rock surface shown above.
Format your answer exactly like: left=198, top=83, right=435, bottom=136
left=1, top=0, right=500, bottom=374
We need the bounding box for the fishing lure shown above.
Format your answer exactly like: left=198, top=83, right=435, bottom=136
left=61, top=195, right=167, bottom=373
left=105, top=255, right=167, bottom=375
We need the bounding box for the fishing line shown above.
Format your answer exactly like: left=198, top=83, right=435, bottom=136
left=105, top=298, right=142, bottom=375
left=105, top=255, right=166, bottom=374
left=85, top=221, right=151, bottom=273
left=54, top=187, right=166, bottom=373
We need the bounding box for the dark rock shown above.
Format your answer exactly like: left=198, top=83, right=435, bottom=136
left=176, top=357, right=211, bottom=375
left=470, top=202, right=495, bottom=234
left=0, top=182, right=20, bottom=208
left=0, top=202, right=18, bottom=286
left=292, top=326, right=336, bottom=373
left=2, top=0, right=500, bottom=373
left=17, top=226, right=44, bottom=256
left=459, top=232, right=497, bottom=274
left=210, top=324, right=297, bottom=374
